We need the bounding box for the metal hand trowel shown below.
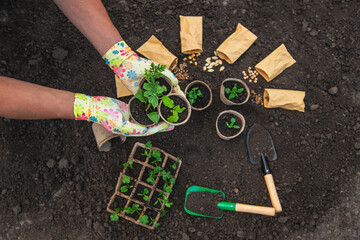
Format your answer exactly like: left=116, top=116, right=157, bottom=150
left=246, top=124, right=282, bottom=213
left=184, top=186, right=275, bottom=219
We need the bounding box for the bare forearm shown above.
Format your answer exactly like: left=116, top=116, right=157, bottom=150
left=0, top=77, right=75, bottom=119
left=53, top=0, right=123, bottom=55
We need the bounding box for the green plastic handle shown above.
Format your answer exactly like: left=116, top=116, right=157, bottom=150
left=217, top=201, right=236, bottom=211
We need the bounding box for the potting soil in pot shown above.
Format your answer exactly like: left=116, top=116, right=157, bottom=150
left=218, top=113, right=242, bottom=137
left=223, top=81, right=248, bottom=103
left=187, top=83, right=211, bottom=108
left=160, top=96, right=188, bottom=123
left=130, top=98, right=156, bottom=125
left=185, top=191, right=223, bottom=218
left=140, top=77, right=172, bottom=96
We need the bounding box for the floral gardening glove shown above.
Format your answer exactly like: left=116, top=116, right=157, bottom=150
left=74, top=93, right=174, bottom=136
left=103, top=41, right=183, bottom=95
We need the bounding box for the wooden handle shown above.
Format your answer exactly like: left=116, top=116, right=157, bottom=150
left=235, top=203, right=275, bottom=216
left=264, top=174, right=282, bottom=213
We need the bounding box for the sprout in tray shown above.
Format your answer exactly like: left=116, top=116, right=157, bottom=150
left=120, top=176, right=133, bottom=193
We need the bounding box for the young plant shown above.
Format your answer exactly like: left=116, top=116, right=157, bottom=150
left=225, top=83, right=244, bottom=100
left=120, top=176, right=133, bottom=193
left=170, top=157, right=180, bottom=170
left=151, top=150, right=162, bottom=166
left=226, top=117, right=240, bottom=129
left=137, top=188, right=150, bottom=201
left=187, top=87, right=203, bottom=105
left=161, top=95, right=186, bottom=123
left=122, top=160, right=134, bottom=170
left=135, top=63, right=167, bottom=124
left=124, top=203, right=142, bottom=215
left=147, top=166, right=162, bottom=185
left=110, top=208, right=124, bottom=221
left=139, top=214, right=160, bottom=228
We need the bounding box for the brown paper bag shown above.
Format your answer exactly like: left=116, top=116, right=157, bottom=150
left=255, top=44, right=296, bottom=82
left=137, top=35, right=178, bottom=70
left=263, top=89, right=305, bottom=112
left=216, top=23, right=257, bottom=64
left=115, top=75, right=132, bottom=98
left=180, top=16, right=203, bottom=54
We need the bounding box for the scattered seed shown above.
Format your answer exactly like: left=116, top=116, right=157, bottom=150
left=249, top=79, right=252, bottom=82
left=219, top=66, right=225, bottom=71
left=206, top=57, right=211, bottom=63
left=183, top=58, right=187, bottom=61
left=192, top=58, right=196, bottom=61
left=212, top=56, right=218, bottom=60
left=208, top=69, right=214, bottom=72
left=189, top=61, right=193, bottom=64
left=207, top=65, right=213, bottom=69
left=203, top=66, right=207, bottom=71
left=195, top=62, right=198, bottom=66
left=214, top=51, right=217, bottom=56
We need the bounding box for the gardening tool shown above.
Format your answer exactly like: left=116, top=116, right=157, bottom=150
left=246, top=124, right=282, bottom=213
left=184, top=186, right=275, bottom=218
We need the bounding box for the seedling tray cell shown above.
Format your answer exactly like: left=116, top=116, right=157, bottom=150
left=107, top=142, right=182, bottom=230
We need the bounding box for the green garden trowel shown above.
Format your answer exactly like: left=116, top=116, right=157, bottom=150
left=184, top=186, right=275, bottom=218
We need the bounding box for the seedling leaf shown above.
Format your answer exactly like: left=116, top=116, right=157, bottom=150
left=147, top=111, right=159, bottom=124
left=110, top=214, right=119, bottom=221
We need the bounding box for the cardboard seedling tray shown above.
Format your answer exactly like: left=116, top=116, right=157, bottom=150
left=107, top=142, right=182, bottom=230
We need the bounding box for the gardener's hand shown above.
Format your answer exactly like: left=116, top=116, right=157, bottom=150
left=74, top=93, right=174, bottom=136
left=103, top=41, right=183, bottom=95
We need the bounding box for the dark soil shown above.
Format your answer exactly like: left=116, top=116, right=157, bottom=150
left=133, top=146, right=147, bottom=162
left=186, top=83, right=211, bottom=108
left=248, top=124, right=275, bottom=163
left=144, top=209, right=159, bottom=220
left=139, top=77, right=172, bottom=96
left=1, top=0, right=360, bottom=239
left=217, top=113, right=243, bottom=137
left=129, top=97, right=157, bottom=125
left=160, top=95, right=189, bottom=123
left=185, top=191, right=224, bottom=218
left=223, top=81, right=248, bottom=103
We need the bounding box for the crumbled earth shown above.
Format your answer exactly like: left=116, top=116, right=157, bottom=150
left=0, top=0, right=359, bottom=239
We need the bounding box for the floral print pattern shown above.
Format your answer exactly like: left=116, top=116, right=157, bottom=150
left=103, top=40, right=183, bottom=95
left=74, top=93, right=174, bottom=136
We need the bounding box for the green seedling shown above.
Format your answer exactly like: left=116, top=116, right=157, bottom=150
left=110, top=207, right=124, bottom=221
left=120, top=176, right=133, bottom=193
left=154, top=192, right=172, bottom=208
left=151, top=150, right=162, bottom=166
left=187, top=87, right=203, bottom=105
left=145, top=141, right=152, bottom=149
left=135, top=63, right=167, bottom=124
left=161, top=95, right=186, bottom=123
left=170, top=157, right=180, bottom=170
left=147, top=166, right=162, bottom=185
left=137, top=188, right=150, bottom=201
left=122, top=160, right=134, bottom=170
left=225, top=83, right=244, bottom=100
left=139, top=214, right=149, bottom=225
left=124, top=203, right=142, bottom=215
left=139, top=214, right=160, bottom=228
left=226, top=118, right=240, bottom=129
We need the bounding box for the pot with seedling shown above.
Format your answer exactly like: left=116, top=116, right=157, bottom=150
left=220, top=78, right=250, bottom=105
left=185, top=80, right=213, bottom=111
left=129, top=63, right=173, bottom=126
left=159, top=94, right=191, bottom=126
left=216, top=110, right=245, bottom=140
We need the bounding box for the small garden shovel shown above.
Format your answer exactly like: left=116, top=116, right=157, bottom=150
left=184, top=186, right=275, bottom=218
left=246, top=124, right=282, bottom=213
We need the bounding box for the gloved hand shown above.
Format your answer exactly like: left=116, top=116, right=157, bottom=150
left=74, top=93, right=174, bottom=136
left=102, top=41, right=183, bottom=95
